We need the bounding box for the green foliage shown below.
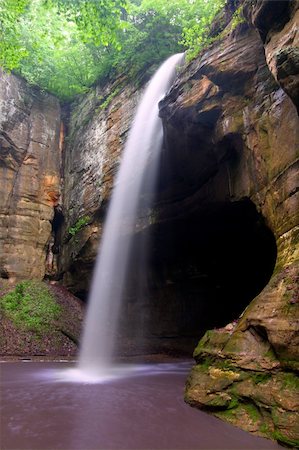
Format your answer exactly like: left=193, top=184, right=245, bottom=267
left=49, top=0, right=127, bottom=48
left=97, top=87, right=122, bottom=112
left=68, top=215, right=91, bottom=236
left=0, top=0, right=226, bottom=100
left=263, top=348, right=277, bottom=361
left=197, top=356, right=215, bottom=370
left=0, top=280, right=61, bottom=333
left=0, top=0, right=30, bottom=70
left=215, top=358, right=236, bottom=371
left=18, top=0, right=102, bottom=100
left=179, top=0, right=226, bottom=60
left=217, top=405, right=238, bottom=419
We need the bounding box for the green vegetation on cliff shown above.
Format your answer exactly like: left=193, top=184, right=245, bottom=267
left=68, top=215, right=91, bottom=236
left=0, top=280, right=84, bottom=356
left=0, top=0, right=225, bottom=100
left=0, top=281, right=61, bottom=333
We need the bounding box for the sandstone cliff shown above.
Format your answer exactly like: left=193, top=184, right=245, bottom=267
left=0, top=69, right=62, bottom=281
left=59, top=77, right=143, bottom=297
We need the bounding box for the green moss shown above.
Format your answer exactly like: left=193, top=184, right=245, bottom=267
left=68, top=215, right=91, bottom=237
left=195, top=356, right=215, bottom=372
left=281, top=372, right=299, bottom=390
left=0, top=281, right=61, bottom=333
left=219, top=402, right=261, bottom=423
left=279, top=358, right=299, bottom=371
left=193, top=329, right=230, bottom=357
left=263, top=348, right=278, bottom=361
left=216, top=406, right=238, bottom=420
left=243, top=403, right=261, bottom=423
left=259, top=423, right=270, bottom=434
left=216, top=359, right=237, bottom=371
left=272, top=430, right=299, bottom=448
left=207, top=396, right=230, bottom=408
left=252, top=372, right=272, bottom=384
left=81, top=113, right=93, bottom=128
left=227, top=397, right=239, bottom=410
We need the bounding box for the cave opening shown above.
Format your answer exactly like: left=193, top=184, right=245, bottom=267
left=122, top=198, right=277, bottom=356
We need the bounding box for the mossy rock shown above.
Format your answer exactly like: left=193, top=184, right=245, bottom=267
left=271, top=408, right=299, bottom=448
left=193, top=329, right=231, bottom=359
left=215, top=402, right=263, bottom=434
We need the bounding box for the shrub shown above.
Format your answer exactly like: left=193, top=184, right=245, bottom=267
left=68, top=215, right=91, bottom=236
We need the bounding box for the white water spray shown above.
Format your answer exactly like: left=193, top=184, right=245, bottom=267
left=78, top=53, right=184, bottom=377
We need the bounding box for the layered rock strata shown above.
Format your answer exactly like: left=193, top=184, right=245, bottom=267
left=0, top=70, right=61, bottom=281
left=59, top=77, right=143, bottom=296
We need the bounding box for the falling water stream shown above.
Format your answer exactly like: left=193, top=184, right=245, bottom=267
left=0, top=54, right=284, bottom=450
left=78, top=53, right=185, bottom=377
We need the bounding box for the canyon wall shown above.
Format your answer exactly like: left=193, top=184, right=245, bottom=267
left=158, top=0, right=298, bottom=445
left=0, top=70, right=61, bottom=281
left=59, top=77, right=143, bottom=297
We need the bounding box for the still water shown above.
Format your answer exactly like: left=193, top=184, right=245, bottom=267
left=1, top=361, right=282, bottom=450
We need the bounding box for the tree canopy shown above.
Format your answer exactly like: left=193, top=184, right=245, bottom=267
left=0, top=0, right=225, bottom=101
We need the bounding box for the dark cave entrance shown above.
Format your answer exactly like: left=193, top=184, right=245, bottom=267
left=122, top=198, right=277, bottom=356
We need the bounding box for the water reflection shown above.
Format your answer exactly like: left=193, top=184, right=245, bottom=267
left=1, top=361, right=282, bottom=450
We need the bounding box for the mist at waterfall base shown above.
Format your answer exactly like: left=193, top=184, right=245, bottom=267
left=68, top=52, right=184, bottom=381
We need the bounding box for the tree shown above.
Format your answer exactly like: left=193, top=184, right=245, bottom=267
left=48, top=0, right=128, bottom=48
left=0, top=0, right=226, bottom=100
left=0, top=0, right=30, bottom=70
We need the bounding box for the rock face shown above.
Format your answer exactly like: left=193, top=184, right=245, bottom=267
left=58, top=77, right=143, bottom=298
left=0, top=69, right=61, bottom=281
left=157, top=0, right=298, bottom=445
left=245, top=0, right=299, bottom=111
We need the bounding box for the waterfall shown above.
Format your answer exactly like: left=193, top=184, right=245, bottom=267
left=78, top=53, right=184, bottom=376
